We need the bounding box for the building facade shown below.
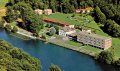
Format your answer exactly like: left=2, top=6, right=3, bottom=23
left=59, top=26, right=76, bottom=37
left=77, top=32, right=112, bottom=49
left=44, top=9, right=52, bottom=15
left=34, top=9, right=43, bottom=15
left=75, top=7, right=94, bottom=13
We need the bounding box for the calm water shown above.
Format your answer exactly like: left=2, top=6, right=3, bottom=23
left=0, top=29, right=119, bottom=71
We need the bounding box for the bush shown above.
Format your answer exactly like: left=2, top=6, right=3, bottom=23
left=5, top=24, right=12, bottom=32
left=0, top=19, right=5, bottom=28
left=11, top=26, right=18, bottom=33
left=49, top=27, right=56, bottom=36
left=49, top=64, right=62, bottom=71
left=95, top=50, right=115, bottom=64
left=41, top=34, right=46, bottom=39
left=114, top=58, right=120, bottom=67
left=0, top=21, right=4, bottom=28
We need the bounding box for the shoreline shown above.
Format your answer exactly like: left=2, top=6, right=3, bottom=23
left=16, top=30, right=96, bottom=57
left=47, top=40, right=95, bottom=57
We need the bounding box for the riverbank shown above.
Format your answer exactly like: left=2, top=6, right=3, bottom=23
left=17, top=28, right=36, bottom=39
left=15, top=28, right=97, bottom=57
left=47, top=38, right=96, bottom=57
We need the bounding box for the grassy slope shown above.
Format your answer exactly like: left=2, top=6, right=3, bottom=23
left=0, top=0, right=8, bottom=17
left=47, top=13, right=101, bottom=31
left=0, top=0, right=8, bottom=8
left=46, top=13, right=120, bottom=58
left=47, top=13, right=78, bottom=25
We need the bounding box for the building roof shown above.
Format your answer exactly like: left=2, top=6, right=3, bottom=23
left=68, top=32, right=77, bottom=37
left=42, top=18, right=70, bottom=26
left=78, top=31, right=111, bottom=40
left=35, top=9, right=42, bottom=11
left=61, top=26, right=76, bottom=32
left=76, top=7, right=94, bottom=11
left=44, top=9, right=52, bottom=11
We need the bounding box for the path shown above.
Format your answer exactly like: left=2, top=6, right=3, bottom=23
left=17, top=28, right=36, bottom=39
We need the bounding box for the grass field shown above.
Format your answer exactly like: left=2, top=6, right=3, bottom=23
left=0, top=0, right=8, bottom=8
left=47, top=13, right=91, bottom=25
left=46, top=13, right=102, bottom=32
left=46, top=13, right=120, bottom=58
left=66, top=40, right=82, bottom=47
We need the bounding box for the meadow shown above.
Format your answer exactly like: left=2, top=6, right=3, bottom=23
left=46, top=13, right=120, bottom=58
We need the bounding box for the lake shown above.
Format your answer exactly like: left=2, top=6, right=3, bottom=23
left=0, top=29, right=119, bottom=71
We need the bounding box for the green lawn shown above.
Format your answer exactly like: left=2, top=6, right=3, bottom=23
left=46, top=13, right=102, bottom=33
left=46, top=13, right=92, bottom=25
left=11, top=22, right=17, bottom=26
left=46, top=13, right=120, bottom=58
left=112, top=38, right=120, bottom=57
left=0, top=0, right=8, bottom=8
left=66, top=40, right=82, bottom=47
left=83, top=45, right=102, bottom=53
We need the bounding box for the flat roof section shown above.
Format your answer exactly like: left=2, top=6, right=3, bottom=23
left=78, top=32, right=111, bottom=40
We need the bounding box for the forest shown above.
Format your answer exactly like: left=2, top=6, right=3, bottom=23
left=4, top=0, right=120, bottom=37
left=0, top=40, right=41, bottom=71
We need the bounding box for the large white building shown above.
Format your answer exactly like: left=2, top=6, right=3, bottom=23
left=77, top=32, right=112, bottom=49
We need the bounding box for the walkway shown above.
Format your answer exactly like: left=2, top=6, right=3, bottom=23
left=17, top=28, right=36, bottom=39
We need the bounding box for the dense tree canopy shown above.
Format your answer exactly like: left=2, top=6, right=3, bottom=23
left=5, top=0, right=120, bottom=37
left=104, top=19, right=120, bottom=37
left=49, top=64, right=62, bottom=71
left=96, top=50, right=115, bottom=64
left=94, top=6, right=106, bottom=24
left=0, top=40, right=41, bottom=71
left=5, top=2, right=44, bottom=35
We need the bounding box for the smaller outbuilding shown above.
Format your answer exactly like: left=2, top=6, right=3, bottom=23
left=34, top=9, right=43, bottom=15
left=44, top=9, right=52, bottom=15
left=81, top=28, right=91, bottom=34
left=75, top=7, right=94, bottom=13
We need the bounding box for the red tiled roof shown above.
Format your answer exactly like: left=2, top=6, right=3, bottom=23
left=42, top=18, right=70, bottom=26
left=76, top=7, right=94, bottom=11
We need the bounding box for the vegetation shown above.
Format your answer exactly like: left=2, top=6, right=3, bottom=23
left=11, top=26, right=18, bottom=33
left=5, top=24, right=12, bottom=32
left=94, top=6, right=106, bottom=24
left=95, top=50, right=115, bottom=64
left=0, top=0, right=8, bottom=8
left=0, top=18, right=5, bottom=28
left=5, top=2, right=44, bottom=35
left=49, top=64, right=62, bottom=71
left=49, top=27, right=56, bottom=36
left=104, top=19, right=120, bottom=37
left=2, top=0, right=120, bottom=67
left=0, top=39, right=41, bottom=71
left=114, top=58, right=120, bottom=67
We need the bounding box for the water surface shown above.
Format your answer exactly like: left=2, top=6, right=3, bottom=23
left=0, top=30, right=119, bottom=71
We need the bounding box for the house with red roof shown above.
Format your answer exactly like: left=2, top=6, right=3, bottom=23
left=75, top=7, right=94, bottom=13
